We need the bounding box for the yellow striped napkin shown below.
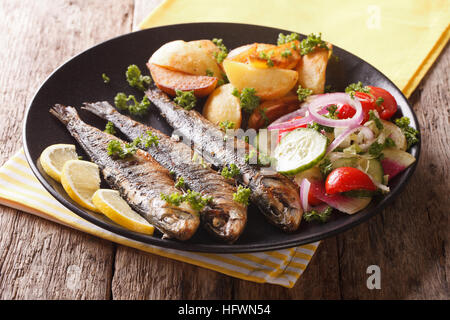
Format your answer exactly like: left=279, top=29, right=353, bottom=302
left=0, top=149, right=319, bottom=288
left=139, top=0, right=450, bottom=98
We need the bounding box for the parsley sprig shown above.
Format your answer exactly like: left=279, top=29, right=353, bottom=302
left=174, top=90, right=197, bottom=110
left=394, top=117, right=419, bottom=149
left=304, top=206, right=333, bottom=223
left=221, top=164, right=240, bottom=179
left=104, top=121, right=116, bottom=135
left=345, top=81, right=370, bottom=98
left=126, top=65, right=151, bottom=91
left=212, top=38, right=228, bottom=63
left=233, top=186, right=251, bottom=206
left=114, top=93, right=150, bottom=116
left=232, top=87, right=260, bottom=114
left=297, top=85, right=313, bottom=102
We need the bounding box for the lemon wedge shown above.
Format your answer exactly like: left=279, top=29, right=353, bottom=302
left=61, top=160, right=101, bottom=212
left=92, top=189, right=154, bottom=235
left=39, top=144, right=78, bottom=182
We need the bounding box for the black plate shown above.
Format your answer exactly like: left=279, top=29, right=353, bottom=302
left=23, top=23, right=420, bottom=253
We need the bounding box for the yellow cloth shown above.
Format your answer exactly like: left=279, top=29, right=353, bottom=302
left=0, top=149, right=319, bottom=288
left=139, top=0, right=450, bottom=98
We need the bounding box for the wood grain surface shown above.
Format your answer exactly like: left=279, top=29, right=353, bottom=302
left=0, top=0, right=448, bottom=300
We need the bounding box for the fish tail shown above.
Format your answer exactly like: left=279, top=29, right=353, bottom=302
left=50, top=104, right=79, bottom=125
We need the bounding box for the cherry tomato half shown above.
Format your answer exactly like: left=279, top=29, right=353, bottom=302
left=337, top=104, right=356, bottom=119
left=354, top=92, right=381, bottom=123
left=367, top=86, right=398, bottom=120
left=325, top=167, right=377, bottom=195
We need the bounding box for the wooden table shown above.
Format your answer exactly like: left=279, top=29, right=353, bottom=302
left=0, top=0, right=448, bottom=300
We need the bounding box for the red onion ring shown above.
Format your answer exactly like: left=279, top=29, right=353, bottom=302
left=326, top=126, right=374, bottom=154
left=300, top=178, right=311, bottom=211
left=308, top=93, right=363, bottom=128
left=268, top=114, right=312, bottom=131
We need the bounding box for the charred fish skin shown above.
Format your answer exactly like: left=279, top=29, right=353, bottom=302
left=50, top=104, right=200, bottom=241
left=82, top=101, right=247, bottom=243
left=145, top=84, right=302, bottom=232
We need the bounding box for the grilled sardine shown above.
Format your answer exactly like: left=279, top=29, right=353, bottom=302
left=82, top=101, right=247, bottom=243
left=50, top=104, right=200, bottom=241
left=145, top=84, right=303, bottom=232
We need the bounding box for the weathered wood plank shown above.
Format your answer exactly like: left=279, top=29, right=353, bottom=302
left=0, top=0, right=134, bottom=299
left=335, top=43, right=449, bottom=300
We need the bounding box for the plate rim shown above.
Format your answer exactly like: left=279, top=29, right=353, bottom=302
left=22, top=22, right=421, bottom=253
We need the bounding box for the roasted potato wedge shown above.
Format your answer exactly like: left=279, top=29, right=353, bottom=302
left=223, top=60, right=298, bottom=100
left=248, top=94, right=300, bottom=129
left=248, top=41, right=301, bottom=70
left=148, top=63, right=218, bottom=98
left=202, top=84, right=242, bottom=128
left=149, top=40, right=223, bottom=79
left=296, top=44, right=332, bottom=94
left=227, top=43, right=257, bottom=63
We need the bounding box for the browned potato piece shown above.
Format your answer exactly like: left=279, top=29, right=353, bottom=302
left=202, top=84, right=242, bottom=128
left=296, top=44, right=332, bottom=94
left=226, top=43, right=257, bottom=63
left=189, top=39, right=221, bottom=58
left=223, top=60, right=298, bottom=100
left=148, top=63, right=218, bottom=98
left=248, top=94, right=300, bottom=129
left=248, top=41, right=301, bottom=70
left=149, top=40, right=223, bottom=79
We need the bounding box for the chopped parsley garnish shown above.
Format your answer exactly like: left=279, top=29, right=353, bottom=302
left=345, top=81, right=370, bottom=98
left=212, top=38, right=228, bottom=63
left=233, top=88, right=260, bottom=114
left=369, top=110, right=384, bottom=130
left=299, top=33, right=329, bottom=56
left=233, top=186, right=251, bottom=206
left=104, top=121, right=116, bottom=135
left=205, top=69, right=214, bottom=77
left=375, top=97, right=384, bottom=106
left=259, top=51, right=274, bottom=67
left=217, top=72, right=229, bottom=86
left=304, top=206, right=333, bottom=223
left=184, top=190, right=212, bottom=211
left=102, top=73, right=110, bottom=83
left=125, top=65, right=151, bottom=91
left=297, top=85, right=313, bottom=102
left=384, top=137, right=396, bottom=148
left=395, top=117, right=419, bottom=149
left=114, top=93, right=150, bottom=116
left=160, top=190, right=212, bottom=211
left=160, top=192, right=184, bottom=207
left=308, top=121, right=334, bottom=133
left=326, top=105, right=339, bottom=119
left=368, top=142, right=385, bottom=158
left=277, top=32, right=300, bottom=45
left=221, top=163, right=240, bottom=179
left=107, top=138, right=141, bottom=159
left=368, top=137, right=397, bottom=159
left=281, top=49, right=292, bottom=58
left=319, top=158, right=333, bottom=177
left=127, top=95, right=151, bottom=116
left=175, top=177, right=185, bottom=189
left=219, top=120, right=235, bottom=131
left=174, top=90, right=197, bottom=110
left=141, top=130, right=159, bottom=148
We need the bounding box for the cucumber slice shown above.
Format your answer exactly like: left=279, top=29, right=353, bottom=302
left=328, top=154, right=384, bottom=185
left=274, top=128, right=327, bottom=175
left=359, top=158, right=384, bottom=184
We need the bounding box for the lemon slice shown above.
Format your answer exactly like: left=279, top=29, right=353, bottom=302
left=40, top=144, right=78, bottom=182
left=92, top=189, right=154, bottom=235
left=61, top=160, right=101, bottom=212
